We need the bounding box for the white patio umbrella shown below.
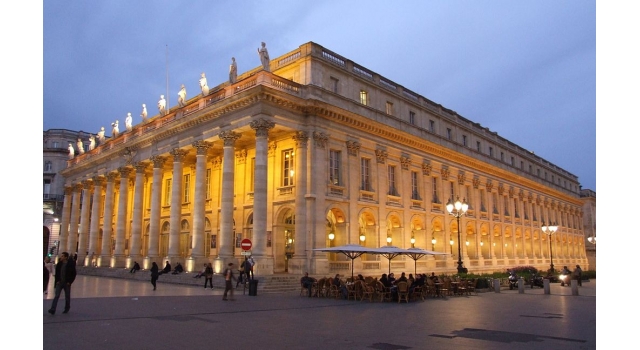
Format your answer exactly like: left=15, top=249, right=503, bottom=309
left=368, top=246, right=408, bottom=275
left=403, top=247, right=448, bottom=275
left=312, top=244, right=376, bottom=280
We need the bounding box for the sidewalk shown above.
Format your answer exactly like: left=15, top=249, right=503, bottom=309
left=44, top=276, right=596, bottom=350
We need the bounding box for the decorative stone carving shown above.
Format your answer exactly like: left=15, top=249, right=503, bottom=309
left=158, top=95, right=167, bottom=116
left=422, top=162, right=432, bottom=176
left=518, top=190, right=524, bottom=200
left=292, top=131, right=309, bottom=148
left=140, top=104, right=148, bottom=123
left=170, top=148, right=187, bottom=163
left=177, top=84, right=187, bottom=108
left=192, top=140, right=212, bottom=155
left=457, top=171, right=465, bottom=185
left=88, top=135, right=96, bottom=151
left=111, top=120, right=119, bottom=138
left=212, top=156, right=222, bottom=170
left=122, top=146, right=138, bottom=165
left=268, top=141, right=277, bottom=157
left=498, top=184, right=504, bottom=195
left=236, top=149, right=247, bottom=164
left=440, top=166, right=450, bottom=179
left=229, top=58, right=238, bottom=83
left=346, top=140, right=360, bottom=156
left=92, top=176, right=104, bottom=187
left=68, top=143, right=75, bottom=159
left=200, top=72, right=209, bottom=96
left=472, top=176, right=480, bottom=189
left=219, top=131, right=241, bottom=146
left=77, top=138, right=85, bottom=155
left=150, top=155, right=165, bottom=168
left=257, top=42, right=270, bottom=72
left=313, top=132, right=328, bottom=149
left=508, top=187, right=515, bottom=198
left=486, top=180, right=493, bottom=193
left=250, top=118, right=275, bottom=137
left=97, top=127, right=106, bottom=144
left=400, top=155, right=411, bottom=170
left=375, top=149, right=388, bottom=164
left=125, top=113, right=133, bottom=132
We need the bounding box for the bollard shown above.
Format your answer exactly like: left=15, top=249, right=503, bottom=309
left=543, top=278, right=550, bottom=294
left=494, top=278, right=501, bottom=293
left=518, top=277, right=524, bottom=294
left=571, top=281, right=579, bottom=296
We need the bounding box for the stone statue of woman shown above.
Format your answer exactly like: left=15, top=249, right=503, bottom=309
left=68, top=143, right=75, bottom=159
left=257, top=42, right=270, bottom=72
left=77, top=138, right=85, bottom=155
left=97, top=127, right=106, bottom=144
left=125, top=113, right=133, bottom=132
left=177, top=84, right=187, bottom=107
left=200, top=73, right=209, bottom=96
left=88, top=134, right=96, bottom=151
left=111, top=120, right=119, bottom=138
left=140, top=104, right=148, bottom=123
left=158, top=95, right=167, bottom=116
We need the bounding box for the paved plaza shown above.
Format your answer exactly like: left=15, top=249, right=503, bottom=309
left=43, top=276, right=596, bottom=350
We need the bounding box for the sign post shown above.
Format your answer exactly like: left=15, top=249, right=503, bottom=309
left=241, top=238, right=252, bottom=251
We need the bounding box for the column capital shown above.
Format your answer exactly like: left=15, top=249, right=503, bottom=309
left=422, top=161, right=432, bottom=176
left=105, top=171, right=119, bottom=182
left=192, top=140, right=213, bottom=155
left=134, top=162, right=148, bottom=173
left=81, top=179, right=93, bottom=189
left=375, top=149, right=388, bottom=164
left=92, top=176, right=104, bottom=187
left=292, top=131, right=309, bottom=148
left=219, top=130, right=241, bottom=146
left=400, top=155, right=411, bottom=170
left=472, top=176, right=480, bottom=189
left=64, top=186, right=74, bottom=195
left=73, top=183, right=84, bottom=192
left=250, top=118, right=275, bottom=137
left=170, top=148, right=188, bottom=162
left=346, top=140, right=360, bottom=156
left=313, top=131, right=328, bottom=149
left=150, top=155, right=166, bottom=168
left=118, top=166, right=132, bottom=177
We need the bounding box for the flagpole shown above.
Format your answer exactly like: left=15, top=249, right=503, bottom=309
left=166, top=44, right=169, bottom=109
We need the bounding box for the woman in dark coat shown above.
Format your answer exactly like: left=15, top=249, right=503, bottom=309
left=150, top=262, right=159, bottom=291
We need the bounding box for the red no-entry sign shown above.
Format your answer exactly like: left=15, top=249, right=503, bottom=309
left=241, top=238, right=252, bottom=251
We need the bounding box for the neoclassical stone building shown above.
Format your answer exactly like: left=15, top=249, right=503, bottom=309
left=58, top=42, right=588, bottom=275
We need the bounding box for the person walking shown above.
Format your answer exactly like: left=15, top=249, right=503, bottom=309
left=150, top=262, right=159, bottom=291
left=204, top=263, right=214, bottom=289
left=236, top=258, right=247, bottom=288
left=222, top=262, right=236, bottom=301
left=48, top=252, right=77, bottom=315
left=574, top=264, right=583, bottom=286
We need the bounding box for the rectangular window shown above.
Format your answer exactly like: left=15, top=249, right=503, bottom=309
left=330, top=77, right=339, bottom=93
left=282, top=149, right=295, bottom=186
left=465, top=185, right=472, bottom=209
left=206, top=168, right=211, bottom=199
left=500, top=152, right=504, bottom=161
left=432, top=177, right=438, bottom=203
left=429, top=120, right=435, bottom=133
left=511, top=156, right=515, bottom=166
left=489, top=147, right=494, bottom=157
left=360, top=90, right=368, bottom=105
left=386, top=101, right=394, bottom=115
left=360, top=158, right=372, bottom=191
left=476, top=141, right=481, bottom=152
left=520, top=161, right=524, bottom=170
left=480, top=189, right=486, bottom=211
left=514, top=198, right=519, bottom=218
left=504, top=196, right=509, bottom=216
left=492, top=193, right=498, bottom=214
left=411, top=171, right=420, bottom=200
left=537, top=168, right=540, bottom=177
left=529, top=165, right=533, bottom=173
left=43, top=180, right=51, bottom=195
left=446, top=128, right=452, bottom=140
left=44, top=161, right=52, bottom=172
left=52, top=141, right=59, bottom=148
left=545, top=172, right=547, bottom=180
left=183, top=174, right=190, bottom=203
left=449, top=181, right=455, bottom=202
left=551, top=175, right=554, bottom=183
left=164, top=179, right=171, bottom=206
left=462, top=135, right=467, bottom=147
left=388, top=165, right=397, bottom=196
left=329, top=150, right=341, bottom=185
left=524, top=202, right=529, bottom=220
left=409, top=111, right=416, bottom=125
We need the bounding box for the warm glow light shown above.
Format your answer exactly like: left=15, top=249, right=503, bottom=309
left=386, top=236, right=392, bottom=243
left=465, top=241, right=469, bottom=246
left=410, top=237, right=416, bottom=244
left=328, top=232, right=335, bottom=240
left=450, top=239, right=454, bottom=245
left=431, top=238, right=436, bottom=244
left=360, top=234, right=366, bottom=242
left=480, top=241, right=484, bottom=246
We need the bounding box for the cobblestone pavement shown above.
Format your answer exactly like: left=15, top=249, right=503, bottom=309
left=43, top=276, right=596, bottom=350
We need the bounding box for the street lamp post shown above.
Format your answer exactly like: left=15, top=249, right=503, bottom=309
left=541, top=221, right=558, bottom=273
left=446, top=196, right=469, bottom=274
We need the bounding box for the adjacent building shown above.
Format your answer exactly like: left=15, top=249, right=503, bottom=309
left=54, top=42, right=589, bottom=275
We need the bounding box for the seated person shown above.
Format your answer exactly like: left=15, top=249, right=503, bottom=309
left=394, top=272, right=408, bottom=285
left=429, top=272, right=440, bottom=283
left=194, top=264, right=207, bottom=278
left=333, top=274, right=348, bottom=299
left=380, top=273, right=392, bottom=288
left=410, top=273, right=426, bottom=295
left=130, top=261, right=140, bottom=273
left=301, top=272, right=315, bottom=297
left=161, top=261, right=172, bottom=274
left=172, top=262, right=184, bottom=274
left=356, top=274, right=365, bottom=281
left=388, top=273, right=396, bottom=285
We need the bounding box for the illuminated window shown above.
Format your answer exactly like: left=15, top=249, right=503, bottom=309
left=329, top=150, right=341, bottom=185
left=360, top=90, right=368, bottom=105
left=282, top=149, right=294, bottom=186
left=206, top=168, right=211, bottom=199
left=183, top=174, right=190, bottom=203
left=164, top=179, right=171, bottom=206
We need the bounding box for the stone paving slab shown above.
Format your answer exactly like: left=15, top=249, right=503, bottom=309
left=43, top=276, right=596, bottom=350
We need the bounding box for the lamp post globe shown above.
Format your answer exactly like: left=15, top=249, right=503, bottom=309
left=541, top=221, right=558, bottom=274
left=446, top=196, right=468, bottom=274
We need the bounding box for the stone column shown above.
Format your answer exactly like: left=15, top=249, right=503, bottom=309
left=112, top=167, right=131, bottom=268
left=290, top=131, right=308, bottom=274
left=168, top=148, right=187, bottom=263
left=77, top=180, right=93, bottom=263
left=87, top=176, right=104, bottom=266
left=144, top=156, right=165, bottom=269
left=58, top=186, right=73, bottom=260
left=250, top=119, right=274, bottom=274
left=128, top=162, right=147, bottom=266
left=188, top=141, right=212, bottom=271
left=99, top=172, right=117, bottom=266
left=67, top=183, right=83, bottom=254
left=216, top=131, right=240, bottom=270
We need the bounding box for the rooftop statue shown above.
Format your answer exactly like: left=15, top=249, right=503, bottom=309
left=111, top=120, right=119, bottom=138
left=141, top=104, right=148, bottom=123
left=68, top=143, right=75, bottom=159
left=177, top=84, right=187, bottom=107
left=158, top=95, right=167, bottom=116
left=97, top=127, right=106, bottom=144
left=77, top=138, right=85, bottom=155
left=229, top=57, right=238, bottom=83
left=88, top=134, right=96, bottom=151
left=257, top=42, right=270, bottom=72
left=125, top=113, right=133, bottom=132
left=200, top=73, right=209, bottom=96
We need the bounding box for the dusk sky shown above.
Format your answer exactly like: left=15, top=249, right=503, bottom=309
left=42, top=1, right=596, bottom=191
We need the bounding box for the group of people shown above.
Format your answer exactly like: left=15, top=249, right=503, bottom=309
left=560, top=265, right=583, bottom=286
